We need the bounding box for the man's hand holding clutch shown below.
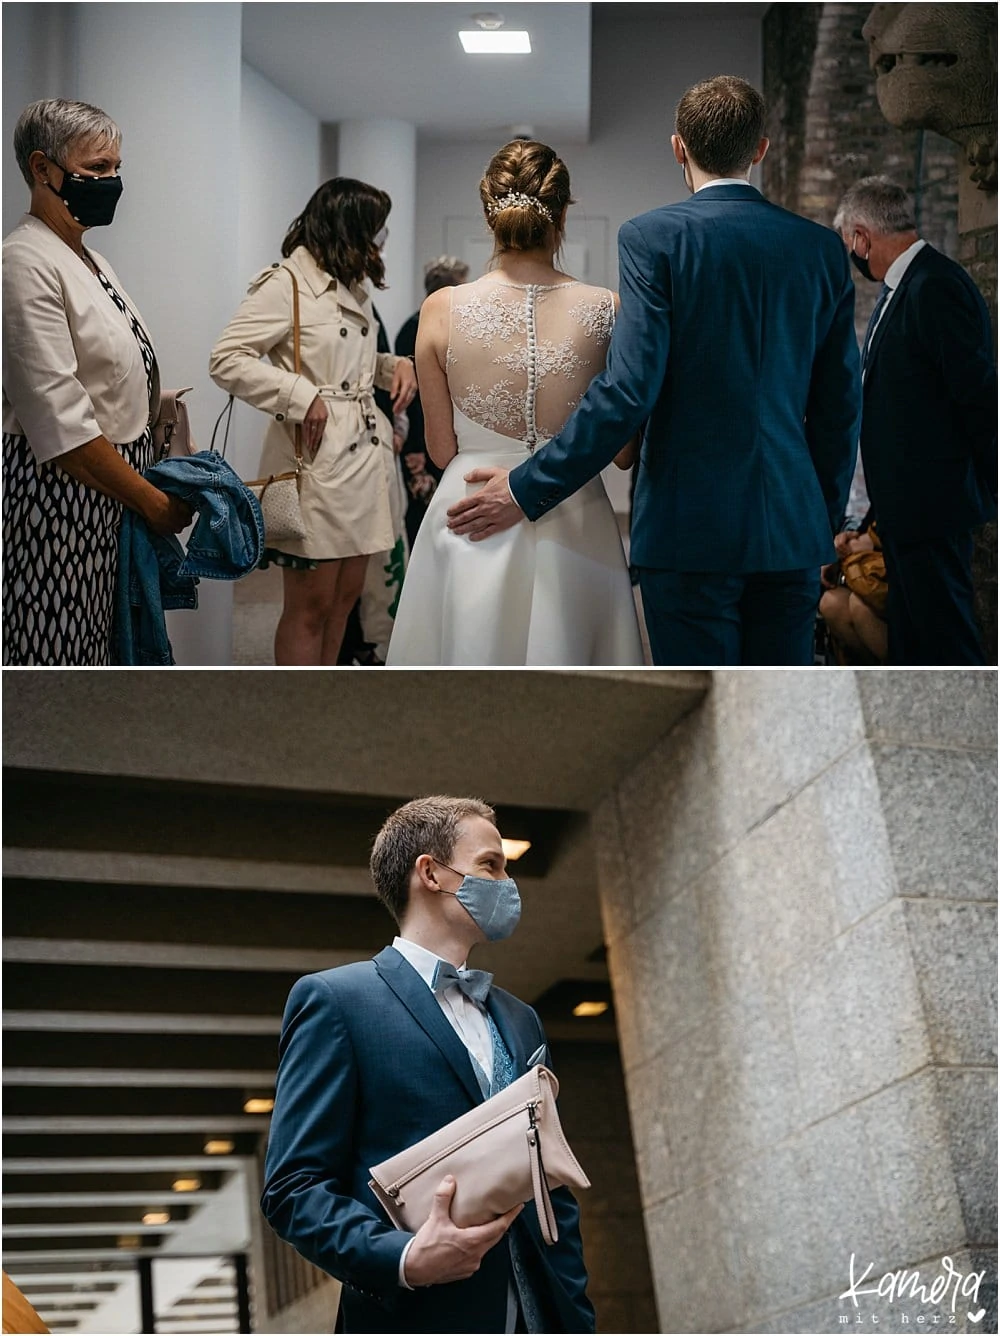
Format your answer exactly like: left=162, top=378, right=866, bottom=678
left=403, top=1175, right=523, bottom=1286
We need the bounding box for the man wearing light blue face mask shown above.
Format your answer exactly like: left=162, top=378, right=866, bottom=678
left=262, top=795, right=594, bottom=1334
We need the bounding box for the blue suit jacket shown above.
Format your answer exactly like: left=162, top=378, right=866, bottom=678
left=261, top=947, right=595, bottom=1333
left=859, top=243, right=997, bottom=542
left=510, top=184, right=862, bottom=573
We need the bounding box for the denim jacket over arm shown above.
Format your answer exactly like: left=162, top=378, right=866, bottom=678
left=116, top=451, right=264, bottom=665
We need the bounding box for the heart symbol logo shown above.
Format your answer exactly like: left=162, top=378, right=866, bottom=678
left=968, top=1310, right=985, bottom=1324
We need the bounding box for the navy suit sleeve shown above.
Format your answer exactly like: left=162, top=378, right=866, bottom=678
left=804, top=247, right=861, bottom=534
left=526, top=1009, right=597, bottom=1334
left=509, top=218, right=671, bottom=520
left=913, top=269, right=998, bottom=499
left=261, top=974, right=411, bottom=1300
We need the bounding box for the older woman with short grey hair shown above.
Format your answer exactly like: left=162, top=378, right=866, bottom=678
left=3, top=98, right=189, bottom=665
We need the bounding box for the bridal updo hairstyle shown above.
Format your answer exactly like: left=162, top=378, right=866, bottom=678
left=480, top=140, right=574, bottom=256
left=282, top=177, right=391, bottom=289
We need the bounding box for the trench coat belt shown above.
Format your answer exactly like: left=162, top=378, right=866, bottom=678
left=315, top=380, right=383, bottom=444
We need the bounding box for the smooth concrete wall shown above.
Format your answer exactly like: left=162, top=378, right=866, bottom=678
left=591, top=671, right=997, bottom=1333
left=413, top=8, right=761, bottom=514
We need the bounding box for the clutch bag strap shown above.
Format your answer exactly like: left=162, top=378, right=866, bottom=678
left=527, top=1098, right=558, bottom=1245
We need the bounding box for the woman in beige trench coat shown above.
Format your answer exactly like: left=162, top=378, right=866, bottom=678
left=210, top=178, right=416, bottom=665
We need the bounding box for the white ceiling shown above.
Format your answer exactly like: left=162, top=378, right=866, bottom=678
left=241, top=2, right=593, bottom=142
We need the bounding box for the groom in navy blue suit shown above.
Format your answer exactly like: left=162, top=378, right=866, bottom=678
left=261, top=796, right=594, bottom=1333
left=448, top=75, right=862, bottom=666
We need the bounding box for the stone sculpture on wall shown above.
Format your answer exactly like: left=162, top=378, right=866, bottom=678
left=863, top=3, right=998, bottom=192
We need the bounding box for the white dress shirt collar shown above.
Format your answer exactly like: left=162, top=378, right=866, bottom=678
left=696, top=177, right=759, bottom=192
left=883, top=237, right=927, bottom=290
left=392, top=935, right=466, bottom=988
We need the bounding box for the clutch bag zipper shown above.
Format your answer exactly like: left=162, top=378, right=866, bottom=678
left=382, top=1093, right=542, bottom=1199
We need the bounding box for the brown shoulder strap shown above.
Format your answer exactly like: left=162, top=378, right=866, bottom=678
left=281, top=265, right=303, bottom=466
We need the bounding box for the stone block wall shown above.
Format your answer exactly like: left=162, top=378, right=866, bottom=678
left=591, top=671, right=997, bottom=1333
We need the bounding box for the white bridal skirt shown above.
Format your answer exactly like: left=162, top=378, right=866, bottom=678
left=386, top=407, right=644, bottom=666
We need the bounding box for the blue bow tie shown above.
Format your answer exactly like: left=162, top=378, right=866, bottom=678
left=431, top=960, right=493, bottom=1004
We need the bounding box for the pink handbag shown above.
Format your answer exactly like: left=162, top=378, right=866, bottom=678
left=368, top=1065, right=589, bottom=1246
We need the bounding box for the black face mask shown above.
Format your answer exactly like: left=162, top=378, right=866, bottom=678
left=849, top=245, right=876, bottom=283
left=47, top=167, right=123, bottom=228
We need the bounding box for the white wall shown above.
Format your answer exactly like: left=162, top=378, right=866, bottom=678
left=225, top=61, right=322, bottom=482
left=414, top=9, right=762, bottom=513
left=69, top=3, right=244, bottom=665
left=2, top=3, right=79, bottom=236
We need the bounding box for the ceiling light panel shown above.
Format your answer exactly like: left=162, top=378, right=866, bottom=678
left=459, top=30, right=531, bottom=53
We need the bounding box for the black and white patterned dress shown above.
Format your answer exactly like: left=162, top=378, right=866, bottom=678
left=2, top=267, right=157, bottom=665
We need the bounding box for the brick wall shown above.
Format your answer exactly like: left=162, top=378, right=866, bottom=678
left=763, top=1, right=996, bottom=662
left=762, top=1, right=958, bottom=342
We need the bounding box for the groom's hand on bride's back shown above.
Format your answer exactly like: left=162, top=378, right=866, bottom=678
left=446, top=468, right=523, bottom=540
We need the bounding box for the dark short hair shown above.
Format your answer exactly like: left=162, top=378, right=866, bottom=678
left=282, top=177, right=391, bottom=289
left=370, top=796, right=496, bottom=924
left=675, top=75, right=767, bottom=177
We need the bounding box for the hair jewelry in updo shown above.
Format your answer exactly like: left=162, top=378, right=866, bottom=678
left=480, top=140, right=574, bottom=254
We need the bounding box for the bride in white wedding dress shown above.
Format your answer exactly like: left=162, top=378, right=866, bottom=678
left=386, top=139, right=644, bottom=666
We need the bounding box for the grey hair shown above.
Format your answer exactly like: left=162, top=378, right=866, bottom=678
left=423, top=255, right=470, bottom=295
left=13, top=99, right=121, bottom=188
left=833, top=176, right=916, bottom=236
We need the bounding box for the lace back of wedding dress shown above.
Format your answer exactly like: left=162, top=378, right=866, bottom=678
left=447, top=278, right=615, bottom=449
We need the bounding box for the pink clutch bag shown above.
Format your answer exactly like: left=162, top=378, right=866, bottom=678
left=368, top=1065, right=589, bottom=1245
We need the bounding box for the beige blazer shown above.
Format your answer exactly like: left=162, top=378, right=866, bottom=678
left=2, top=213, right=158, bottom=464
left=209, top=246, right=404, bottom=560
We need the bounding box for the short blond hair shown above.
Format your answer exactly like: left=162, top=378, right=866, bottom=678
left=370, top=796, right=496, bottom=923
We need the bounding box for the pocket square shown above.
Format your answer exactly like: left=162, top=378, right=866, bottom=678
left=527, top=1044, right=547, bottom=1069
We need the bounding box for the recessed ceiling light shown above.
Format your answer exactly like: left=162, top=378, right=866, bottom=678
left=204, top=1139, right=235, bottom=1155
left=244, top=1097, right=275, bottom=1114
left=117, top=1235, right=140, bottom=1249
left=171, top=1178, right=201, bottom=1193
left=143, top=1211, right=171, bottom=1226
left=501, top=838, right=532, bottom=861
left=572, top=1001, right=609, bottom=1018
left=460, top=30, right=531, bottom=53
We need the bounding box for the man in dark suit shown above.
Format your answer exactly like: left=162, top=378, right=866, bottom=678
left=261, top=796, right=594, bottom=1334
left=446, top=75, right=861, bottom=666
left=833, top=176, right=996, bottom=665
